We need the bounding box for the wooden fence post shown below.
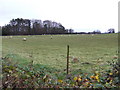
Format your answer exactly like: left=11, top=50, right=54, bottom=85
left=67, top=45, right=69, bottom=75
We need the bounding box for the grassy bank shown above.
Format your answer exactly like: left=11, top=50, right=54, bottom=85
left=2, top=34, right=118, bottom=72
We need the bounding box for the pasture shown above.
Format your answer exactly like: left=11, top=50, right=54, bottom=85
left=2, top=34, right=118, bottom=73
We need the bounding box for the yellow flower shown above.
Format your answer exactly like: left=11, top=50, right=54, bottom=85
left=78, top=78, right=82, bottom=81
left=73, top=77, right=77, bottom=81
left=90, top=75, right=95, bottom=79
left=95, top=75, right=100, bottom=82
left=95, top=75, right=99, bottom=80
left=109, top=73, right=113, bottom=75
left=58, top=80, right=63, bottom=83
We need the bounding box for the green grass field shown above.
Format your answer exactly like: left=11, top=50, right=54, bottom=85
left=2, top=34, right=118, bottom=73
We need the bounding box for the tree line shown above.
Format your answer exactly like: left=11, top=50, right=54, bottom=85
left=1, top=18, right=74, bottom=35
left=1, top=18, right=116, bottom=36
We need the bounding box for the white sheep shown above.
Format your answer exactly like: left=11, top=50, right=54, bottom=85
left=23, top=38, right=27, bottom=41
left=9, top=36, right=13, bottom=39
left=51, top=36, right=53, bottom=39
left=91, top=34, right=94, bottom=36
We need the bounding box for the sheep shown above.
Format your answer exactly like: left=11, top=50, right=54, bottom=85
left=23, top=38, right=27, bottom=41
left=91, top=34, right=94, bottom=36
left=4, top=36, right=7, bottom=38
left=9, top=36, right=13, bottom=39
left=50, top=36, right=53, bottom=39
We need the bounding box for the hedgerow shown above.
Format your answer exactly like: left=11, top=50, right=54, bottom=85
left=1, top=55, right=120, bottom=89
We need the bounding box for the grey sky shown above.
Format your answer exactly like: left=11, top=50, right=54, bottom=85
left=0, top=0, right=119, bottom=32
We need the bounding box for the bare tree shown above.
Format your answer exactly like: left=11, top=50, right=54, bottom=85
left=108, top=28, right=115, bottom=33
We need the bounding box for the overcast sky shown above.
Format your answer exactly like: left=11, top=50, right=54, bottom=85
left=0, top=0, right=119, bottom=32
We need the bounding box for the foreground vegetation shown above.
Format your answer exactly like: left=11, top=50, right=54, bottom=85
left=2, top=53, right=120, bottom=88
left=2, top=33, right=119, bottom=88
